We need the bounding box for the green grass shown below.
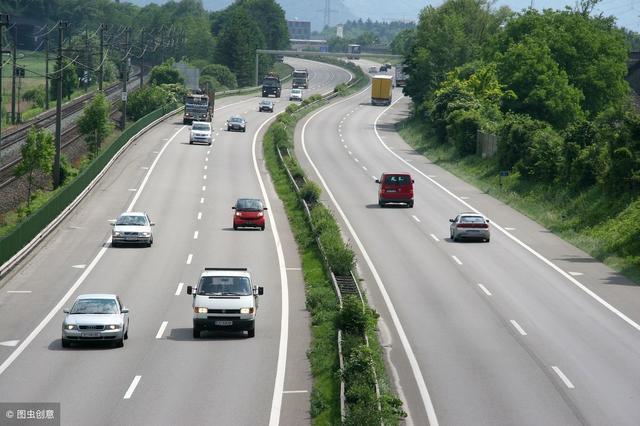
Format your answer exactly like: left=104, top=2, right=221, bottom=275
left=398, top=117, right=640, bottom=284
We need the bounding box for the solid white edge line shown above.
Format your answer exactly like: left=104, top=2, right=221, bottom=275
left=283, top=390, right=308, bottom=394
left=123, top=375, right=142, bottom=399
left=372, top=96, right=640, bottom=334
left=0, top=125, right=185, bottom=377
left=552, top=366, right=575, bottom=389
left=412, top=215, right=421, bottom=223
left=452, top=255, right=463, bottom=266
left=155, top=321, right=168, bottom=339
left=250, top=111, right=290, bottom=426
left=175, top=282, right=184, bottom=296
left=301, top=85, right=440, bottom=426
left=478, top=284, right=492, bottom=296
left=510, top=320, right=527, bottom=336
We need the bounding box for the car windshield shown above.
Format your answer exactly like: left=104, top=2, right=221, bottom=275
left=230, top=117, right=244, bottom=123
left=460, top=216, right=485, bottom=224
left=198, top=276, right=252, bottom=296
left=192, top=123, right=210, bottom=131
left=383, top=175, right=411, bottom=185
left=71, top=298, right=119, bottom=314
left=116, top=215, right=148, bottom=226
left=236, top=199, right=263, bottom=211
left=261, top=101, right=272, bottom=105
left=292, top=90, right=301, bottom=94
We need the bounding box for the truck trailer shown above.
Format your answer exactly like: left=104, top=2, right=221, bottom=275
left=371, top=75, right=393, bottom=106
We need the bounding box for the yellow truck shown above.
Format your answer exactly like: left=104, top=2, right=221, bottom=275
left=371, top=74, right=393, bottom=106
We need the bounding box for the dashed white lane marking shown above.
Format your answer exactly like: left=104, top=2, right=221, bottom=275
left=203, top=175, right=207, bottom=180
left=428, top=175, right=437, bottom=178
left=7, top=290, right=31, bottom=294
left=283, top=390, right=308, bottom=394
left=0, top=340, right=19, bottom=347
left=204, top=165, right=208, bottom=170
left=504, top=227, right=516, bottom=231
left=72, top=265, right=86, bottom=269
left=362, top=166, right=367, bottom=171
left=175, top=282, right=184, bottom=296
left=186, top=254, right=193, bottom=265
left=354, top=158, right=359, bottom=163
left=128, top=188, right=137, bottom=192
left=452, top=255, right=463, bottom=265
left=152, top=151, right=159, bottom=154
left=371, top=175, right=377, bottom=180
left=205, top=157, right=209, bottom=162
left=478, top=284, right=492, bottom=296
left=124, top=376, right=142, bottom=399
left=197, top=212, right=202, bottom=220
left=460, top=196, right=469, bottom=200
left=207, top=150, right=211, bottom=155
left=552, top=366, right=575, bottom=389
left=200, top=198, right=205, bottom=204
left=286, top=267, right=302, bottom=271
left=155, top=321, right=168, bottom=339
left=569, top=272, right=583, bottom=276
left=343, top=144, right=347, bottom=148
left=348, top=151, right=352, bottom=155
left=194, top=231, right=199, bottom=239
left=202, top=186, right=206, bottom=191
left=412, top=215, right=420, bottom=222
left=430, top=234, right=440, bottom=242
left=141, top=167, right=149, bottom=170
left=510, top=320, right=527, bottom=336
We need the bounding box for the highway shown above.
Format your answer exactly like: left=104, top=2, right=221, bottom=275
left=296, top=60, right=640, bottom=425
left=0, top=58, right=351, bottom=425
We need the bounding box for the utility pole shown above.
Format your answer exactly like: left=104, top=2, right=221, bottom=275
left=83, top=27, right=89, bottom=92
left=120, top=27, right=130, bottom=130
left=98, top=23, right=106, bottom=91
left=53, top=21, right=68, bottom=189
left=139, top=28, right=144, bottom=88
left=0, top=14, right=10, bottom=158
left=159, top=26, right=165, bottom=63
left=45, top=35, right=49, bottom=109
left=11, top=25, right=16, bottom=124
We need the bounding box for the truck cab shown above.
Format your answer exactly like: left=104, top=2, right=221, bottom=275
left=262, top=74, right=281, bottom=98
left=187, top=268, right=264, bottom=338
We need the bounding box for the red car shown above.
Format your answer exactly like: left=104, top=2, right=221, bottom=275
left=233, top=198, right=267, bottom=230
left=376, top=172, right=414, bottom=207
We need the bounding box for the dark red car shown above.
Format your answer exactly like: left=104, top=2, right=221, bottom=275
left=376, top=172, right=414, bottom=207
left=233, top=198, right=267, bottom=230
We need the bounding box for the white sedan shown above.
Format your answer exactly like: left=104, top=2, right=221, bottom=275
left=62, top=294, right=130, bottom=348
left=110, top=212, right=154, bottom=247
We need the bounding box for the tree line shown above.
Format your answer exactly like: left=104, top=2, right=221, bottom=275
left=399, top=0, right=640, bottom=194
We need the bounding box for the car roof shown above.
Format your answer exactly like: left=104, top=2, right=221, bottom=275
left=260, top=99, right=273, bottom=103
left=201, top=269, right=251, bottom=278
left=76, top=294, right=118, bottom=300
left=119, top=211, right=146, bottom=216
left=230, top=115, right=244, bottom=120
left=192, top=121, right=211, bottom=126
left=381, top=172, right=412, bottom=176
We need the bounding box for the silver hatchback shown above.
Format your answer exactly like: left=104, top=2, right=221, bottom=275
left=450, top=212, right=490, bottom=242
left=62, top=294, right=129, bottom=348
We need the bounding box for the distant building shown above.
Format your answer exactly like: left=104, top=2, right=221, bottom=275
left=336, top=24, right=344, bottom=39
left=290, top=39, right=328, bottom=52
left=287, top=20, right=311, bottom=40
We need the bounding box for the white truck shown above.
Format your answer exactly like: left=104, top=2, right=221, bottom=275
left=187, top=268, right=264, bottom=338
left=394, top=64, right=408, bottom=87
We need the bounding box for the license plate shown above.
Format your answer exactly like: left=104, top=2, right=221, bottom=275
left=82, top=332, right=100, bottom=338
left=386, top=189, right=396, bottom=193
left=214, top=320, right=233, bottom=326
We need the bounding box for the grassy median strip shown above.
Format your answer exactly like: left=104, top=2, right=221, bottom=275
left=264, top=84, right=404, bottom=423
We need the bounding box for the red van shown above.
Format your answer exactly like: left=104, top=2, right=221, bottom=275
left=376, top=173, right=414, bottom=207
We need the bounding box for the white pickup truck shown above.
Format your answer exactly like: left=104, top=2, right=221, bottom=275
left=187, top=268, right=264, bottom=338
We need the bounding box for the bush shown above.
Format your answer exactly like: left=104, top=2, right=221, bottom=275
left=285, top=104, right=299, bottom=114
left=311, top=204, right=339, bottom=237
left=447, top=108, right=484, bottom=156
left=334, top=83, right=347, bottom=94
left=22, top=86, right=45, bottom=108
left=300, top=181, right=321, bottom=204
left=270, top=122, right=290, bottom=149
left=201, top=64, right=238, bottom=89
left=127, top=85, right=173, bottom=121
left=319, top=231, right=355, bottom=275
left=283, top=156, right=304, bottom=180
left=337, top=295, right=367, bottom=335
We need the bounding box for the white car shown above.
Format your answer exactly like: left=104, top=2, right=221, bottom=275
left=289, top=88, right=303, bottom=102
left=62, top=294, right=129, bottom=348
left=110, top=212, right=154, bottom=247
left=189, top=121, right=212, bottom=145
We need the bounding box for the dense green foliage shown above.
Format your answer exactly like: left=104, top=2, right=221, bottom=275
left=316, top=19, right=415, bottom=47
left=14, top=128, right=55, bottom=208
left=49, top=59, right=78, bottom=101
left=77, top=92, right=113, bottom=155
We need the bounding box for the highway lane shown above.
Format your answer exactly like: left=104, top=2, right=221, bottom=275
left=0, top=59, right=350, bottom=425
left=296, top=64, right=640, bottom=425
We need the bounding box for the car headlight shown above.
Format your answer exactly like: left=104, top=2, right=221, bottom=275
left=113, top=231, right=122, bottom=237
left=65, top=324, right=76, bottom=330
left=106, top=324, right=121, bottom=330
left=194, top=307, right=208, bottom=314
left=240, top=307, right=254, bottom=314
left=141, top=232, right=151, bottom=237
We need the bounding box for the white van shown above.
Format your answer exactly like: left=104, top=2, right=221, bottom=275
left=187, top=268, right=263, bottom=338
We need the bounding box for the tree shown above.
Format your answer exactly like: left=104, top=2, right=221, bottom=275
left=14, top=128, right=55, bottom=208
left=496, top=37, right=584, bottom=129
left=49, top=59, right=78, bottom=101
left=77, top=92, right=113, bottom=155
left=215, top=8, right=265, bottom=87
left=390, top=29, right=416, bottom=56
left=126, top=85, right=172, bottom=121
left=149, top=61, right=184, bottom=86
left=201, top=64, right=237, bottom=89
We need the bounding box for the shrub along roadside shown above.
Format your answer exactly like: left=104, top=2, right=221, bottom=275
left=264, top=96, right=405, bottom=423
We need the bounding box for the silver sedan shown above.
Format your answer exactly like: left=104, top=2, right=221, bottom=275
left=450, top=212, right=491, bottom=242
left=62, top=294, right=130, bottom=348
left=111, top=212, right=154, bottom=247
